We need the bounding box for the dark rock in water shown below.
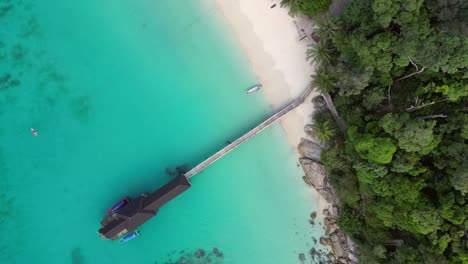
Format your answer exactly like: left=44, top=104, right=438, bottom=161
left=309, top=219, right=315, bottom=225
left=298, top=253, right=306, bottom=262
left=166, top=164, right=190, bottom=176
left=319, top=237, right=329, bottom=246
left=176, top=164, right=189, bottom=175
left=194, top=249, right=206, bottom=258
left=312, top=237, right=318, bottom=244
left=309, top=247, right=318, bottom=258
left=311, top=211, right=317, bottom=220
left=213, top=247, right=223, bottom=258
left=71, top=247, right=84, bottom=264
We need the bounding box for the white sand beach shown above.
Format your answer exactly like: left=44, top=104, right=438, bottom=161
left=209, top=0, right=329, bottom=212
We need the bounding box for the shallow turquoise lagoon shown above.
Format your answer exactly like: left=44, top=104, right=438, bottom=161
left=0, top=1, right=326, bottom=263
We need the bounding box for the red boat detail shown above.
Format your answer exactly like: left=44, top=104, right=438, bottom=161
left=107, top=197, right=130, bottom=214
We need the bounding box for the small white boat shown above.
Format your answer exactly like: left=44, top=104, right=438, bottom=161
left=246, top=84, right=262, bottom=94
left=30, top=128, right=38, bottom=136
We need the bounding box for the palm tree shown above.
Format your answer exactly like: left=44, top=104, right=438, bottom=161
left=280, top=0, right=302, bottom=17
left=315, top=14, right=339, bottom=42
left=306, top=40, right=332, bottom=65
left=311, top=66, right=334, bottom=93
left=309, top=120, right=337, bottom=142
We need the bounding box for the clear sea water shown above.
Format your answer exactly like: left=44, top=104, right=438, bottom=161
left=0, top=1, right=327, bottom=263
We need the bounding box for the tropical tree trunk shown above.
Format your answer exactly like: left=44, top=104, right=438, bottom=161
left=321, top=92, right=347, bottom=133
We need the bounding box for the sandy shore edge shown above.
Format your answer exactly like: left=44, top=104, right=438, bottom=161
left=209, top=0, right=329, bottom=213
left=206, top=2, right=360, bottom=262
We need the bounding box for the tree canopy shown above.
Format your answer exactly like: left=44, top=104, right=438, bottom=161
left=280, top=0, right=332, bottom=17
left=285, top=0, right=468, bottom=262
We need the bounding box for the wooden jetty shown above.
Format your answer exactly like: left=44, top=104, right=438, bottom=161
left=98, top=86, right=313, bottom=240
left=184, top=86, right=312, bottom=179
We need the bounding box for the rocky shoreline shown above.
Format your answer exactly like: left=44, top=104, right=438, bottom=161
left=298, top=138, right=359, bottom=264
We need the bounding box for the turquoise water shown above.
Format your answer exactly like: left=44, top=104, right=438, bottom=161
left=0, top=1, right=327, bottom=263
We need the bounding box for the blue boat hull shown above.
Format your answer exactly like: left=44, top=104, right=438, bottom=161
left=119, top=231, right=140, bottom=243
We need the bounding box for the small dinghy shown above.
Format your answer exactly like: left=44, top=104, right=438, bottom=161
left=246, top=84, right=262, bottom=94
left=119, top=231, right=140, bottom=243
left=30, top=128, right=38, bottom=136
left=107, top=197, right=130, bottom=215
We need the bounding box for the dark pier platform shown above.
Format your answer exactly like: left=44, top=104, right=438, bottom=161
left=98, top=175, right=191, bottom=240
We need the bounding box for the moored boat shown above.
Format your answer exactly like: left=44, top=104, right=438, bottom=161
left=107, top=197, right=130, bottom=215
left=246, top=84, right=262, bottom=94
left=30, top=128, right=38, bottom=136
left=119, top=230, right=140, bottom=243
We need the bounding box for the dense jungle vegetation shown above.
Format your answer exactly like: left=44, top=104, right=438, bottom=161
left=284, top=0, right=467, bottom=263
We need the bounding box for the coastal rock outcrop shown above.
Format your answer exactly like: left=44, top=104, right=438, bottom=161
left=323, top=205, right=358, bottom=264
left=311, top=211, right=317, bottom=220
left=299, top=157, right=336, bottom=204
left=298, top=138, right=358, bottom=264
left=298, top=138, right=322, bottom=162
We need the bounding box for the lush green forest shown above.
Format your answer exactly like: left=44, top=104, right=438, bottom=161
left=284, top=0, right=467, bottom=263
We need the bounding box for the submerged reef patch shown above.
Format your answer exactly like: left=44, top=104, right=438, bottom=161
left=0, top=150, right=15, bottom=260
left=70, top=95, right=91, bottom=123
left=165, top=164, right=190, bottom=177
left=156, top=247, right=224, bottom=264
left=19, top=16, right=39, bottom=37
left=10, top=44, right=26, bottom=63
left=0, top=150, right=12, bottom=226
left=0, top=2, right=78, bottom=128
left=0, top=42, right=6, bottom=61
left=0, top=73, right=20, bottom=91
left=0, top=1, right=13, bottom=17
left=71, top=247, right=85, bottom=264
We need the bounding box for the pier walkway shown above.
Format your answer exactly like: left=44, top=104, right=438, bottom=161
left=184, top=86, right=312, bottom=179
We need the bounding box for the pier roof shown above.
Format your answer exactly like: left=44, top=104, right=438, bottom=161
left=99, top=175, right=191, bottom=240
left=144, top=175, right=191, bottom=211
